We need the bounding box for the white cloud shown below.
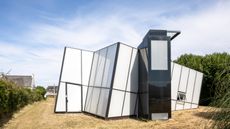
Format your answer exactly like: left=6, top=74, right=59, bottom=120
left=1, top=1, right=229, bottom=87
left=0, top=41, right=62, bottom=86
left=161, top=1, right=230, bottom=59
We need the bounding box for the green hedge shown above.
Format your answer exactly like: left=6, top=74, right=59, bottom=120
left=0, top=79, right=46, bottom=118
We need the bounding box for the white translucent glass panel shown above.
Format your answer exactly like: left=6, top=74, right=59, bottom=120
left=82, top=51, right=93, bottom=86
left=94, top=49, right=107, bottom=87
left=67, top=84, right=81, bottom=112
left=176, top=103, right=184, bottom=110
left=178, top=67, right=189, bottom=92
left=108, top=90, right=125, bottom=117
left=97, top=89, right=109, bottom=117
left=89, top=88, right=100, bottom=114
left=126, top=49, right=139, bottom=93
left=61, top=48, right=81, bottom=84
left=102, top=44, right=117, bottom=88
left=191, top=104, right=198, bottom=108
left=84, top=87, right=93, bottom=112
left=171, top=62, right=174, bottom=77
left=192, top=72, right=203, bottom=104
left=184, top=103, right=192, bottom=109
left=113, top=44, right=132, bottom=91
left=171, top=100, right=176, bottom=111
left=151, top=40, right=168, bottom=70
left=122, top=93, right=137, bottom=116
left=82, top=86, right=88, bottom=109
left=171, top=62, right=203, bottom=111
left=89, top=51, right=99, bottom=86
left=186, top=69, right=196, bottom=103
left=55, top=82, right=66, bottom=112
left=171, top=63, right=182, bottom=100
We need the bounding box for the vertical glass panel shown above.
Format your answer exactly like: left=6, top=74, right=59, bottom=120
left=84, top=87, right=93, bottom=112
left=94, top=48, right=107, bottom=87
left=151, top=40, right=168, bottom=70
left=89, top=51, right=99, bottom=86
left=171, top=62, right=174, bottom=77
left=82, top=51, right=93, bottom=86
left=101, top=44, right=117, bottom=88
left=176, top=103, right=184, bottom=110
left=171, top=100, right=176, bottom=111
left=179, top=67, right=189, bottom=92
left=192, top=72, right=203, bottom=104
left=67, top=84, right=81, bottom=112
left=108, top=90, right=125, bottom=117
left=89, top=88, right=100, bottom=114
left=122, top=93, right=137, bottom=116
left=191, top=104, right=198, bottom=108
left=82, top=86, right=88, bottom=110
left=61, top=48, right=81, bottom=84
left=186, top=69, right=196, bottom=103
left=126, top=49, right=138, bottom=93
left=96, top=89, right=109, bottom=117
left=184, top=103, right=192, bottom=109
left=171, top=63, right=182, bottom=100
left=113, top=44, right=132, bottom=91
left=55, top=82, right=66, bottom=112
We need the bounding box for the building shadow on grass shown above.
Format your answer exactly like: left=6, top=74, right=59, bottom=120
left=194, top=110, right=229, bottom=121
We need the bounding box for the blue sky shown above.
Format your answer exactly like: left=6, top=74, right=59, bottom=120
left=0, top=0, right=229, bottom=87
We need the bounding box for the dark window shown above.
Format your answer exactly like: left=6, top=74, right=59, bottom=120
left=177, top=91, right=186, bottom=101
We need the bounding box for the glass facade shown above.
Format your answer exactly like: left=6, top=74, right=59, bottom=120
left=54, top=29, right=203, bottom=120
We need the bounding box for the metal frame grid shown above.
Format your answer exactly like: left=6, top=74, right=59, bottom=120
left=54, top=47, right=93, bottom=113
left=54, top=42, right=203, bottom=119
left=171, top=62, right=203, bottom=111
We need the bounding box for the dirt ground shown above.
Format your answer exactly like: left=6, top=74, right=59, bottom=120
left=2, top=98, right=213, bottom=129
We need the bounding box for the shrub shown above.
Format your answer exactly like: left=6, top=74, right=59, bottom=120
left=0, top=78, right=46, bottom=119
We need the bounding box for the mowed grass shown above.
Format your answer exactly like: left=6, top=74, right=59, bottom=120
left=2, top=98, right=214, bottom=129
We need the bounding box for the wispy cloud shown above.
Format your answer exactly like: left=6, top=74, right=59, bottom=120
left=0, top=0, right=229, bottom=86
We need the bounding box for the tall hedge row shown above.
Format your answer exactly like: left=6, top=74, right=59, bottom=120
left=0, top=79, right=45, bottom=118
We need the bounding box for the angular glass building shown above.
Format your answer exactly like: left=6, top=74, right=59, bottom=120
left=54, top=29, right=203, bottom=120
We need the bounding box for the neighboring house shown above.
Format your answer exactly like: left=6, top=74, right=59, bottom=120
left=45, top=86, right=58, bottom=97
left=5, top=75, right=35, bottom=89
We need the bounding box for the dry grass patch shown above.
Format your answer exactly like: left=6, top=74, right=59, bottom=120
left=2, top=98, right=214, bottom=129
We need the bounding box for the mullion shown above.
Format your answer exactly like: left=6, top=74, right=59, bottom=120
left=81, top=50, right=83, bottom=111
left=84, top=51, right=95, bottom=111
left=106, top=43, right=119, bottom=118
left=54, top=47, right=67, bottom=112
left=175, top=65, right=183, bottom=110
left=183, top=69, right=190, bottom=109
left=88, top=50, right=101, bottom=113
left=96, top=48, right=108, bottom=115
left=190, top=72, right=198, bottom=108
left=121, top=48, right=133, bottom=116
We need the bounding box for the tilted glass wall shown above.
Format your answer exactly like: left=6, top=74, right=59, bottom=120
left=84, top=44, right=117, bottom=117
left=55, top=43, right=203, bottom=119
left=84, top=43, right=139, bottom=118
left=108, top=44, right=139, bottom=118
left=171, top=62, right=203, bottom=111
left=55, top=47, right=93, bottom=112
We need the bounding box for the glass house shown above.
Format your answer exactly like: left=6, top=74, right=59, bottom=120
left=54, top=29, right=203, bottom=120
